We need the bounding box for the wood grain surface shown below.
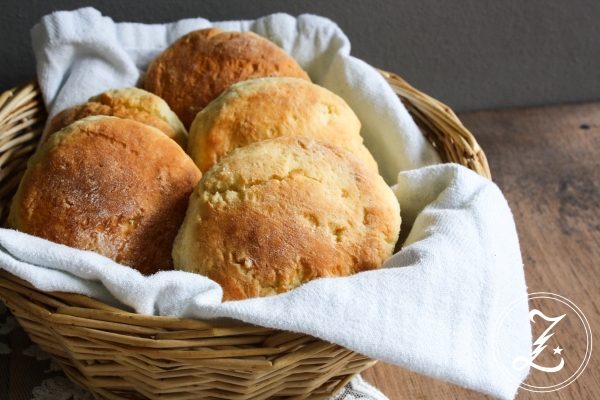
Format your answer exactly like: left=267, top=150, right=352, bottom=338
left=362, top=102, right=600, bottom=399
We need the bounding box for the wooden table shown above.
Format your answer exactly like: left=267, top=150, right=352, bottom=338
left=363, top=102, right=600, bottom=399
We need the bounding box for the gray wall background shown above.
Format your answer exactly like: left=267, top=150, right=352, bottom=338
left=1, top=0, right=598, bottom=112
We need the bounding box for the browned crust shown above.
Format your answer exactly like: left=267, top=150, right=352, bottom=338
left=10, top=116, right=202, bottom=275
left=173, top=136, right=400, bottom=300
left=144, top=28, right=311, bottom=129
left=188, top=77, right=379, bottom=174
left=46, top=102, right=179, bottom=144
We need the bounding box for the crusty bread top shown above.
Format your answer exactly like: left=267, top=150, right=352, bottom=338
left=46, top=87, right=188, bottom=148
left=173, top=136, right=400, bottom=301
left=144, top=28, right=311, bottom=129
left=188, top=77, right=378, bottom=174
left=10, top=116, right=201, bottom=275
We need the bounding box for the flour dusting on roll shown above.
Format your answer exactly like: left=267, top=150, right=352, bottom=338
left=173, top=136, right=399, bottom=301
left=10, top=116, right=201, bottom=275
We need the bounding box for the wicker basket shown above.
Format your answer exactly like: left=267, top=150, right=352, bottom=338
left=0, top=71, right=490, bottom=400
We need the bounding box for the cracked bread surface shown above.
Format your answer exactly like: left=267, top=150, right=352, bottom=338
left=10, top=116, right=201, bottom=275
left=173, top=136, right=400, bottom=301
left=144, top=28, right=311, bottom=129
left=188, top=77, right=378, bottom=174
left=46, top=88, right=188, bottom=148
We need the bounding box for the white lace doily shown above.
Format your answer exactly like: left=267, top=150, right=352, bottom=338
left=332, top=375, right=389, bottom=400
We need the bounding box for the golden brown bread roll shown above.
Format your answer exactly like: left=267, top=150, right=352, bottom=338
left=144, top=28, right=311, bottom=129
left=45, top=87, right=188, bottom=147
left=188, top=77, right=378, bottom=174
left=9, top=116, right=201, bottom=275
left=173, top=136, right=400, bottom=301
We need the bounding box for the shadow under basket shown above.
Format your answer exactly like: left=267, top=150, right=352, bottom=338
left=0, top=70, right=490, bottom=400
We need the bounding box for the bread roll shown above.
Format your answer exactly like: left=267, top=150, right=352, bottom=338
left=46, top=87, right=187, bottom=147
left=9, top=116, right=201, bottom=275
left=144, top=28, right=310, bottom=129
left=188, top=77, right=378, bottom=174
left=173, top=136, right=400, bottom=301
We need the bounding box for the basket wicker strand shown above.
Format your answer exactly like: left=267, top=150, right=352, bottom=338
left=0, top=71, right=489, bottom=400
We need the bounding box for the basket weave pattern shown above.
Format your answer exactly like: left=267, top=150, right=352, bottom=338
left=0, top=72, right=489, bottom=399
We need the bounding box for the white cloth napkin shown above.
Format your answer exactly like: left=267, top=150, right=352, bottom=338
left=1, top=7, right=532, bottom=400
